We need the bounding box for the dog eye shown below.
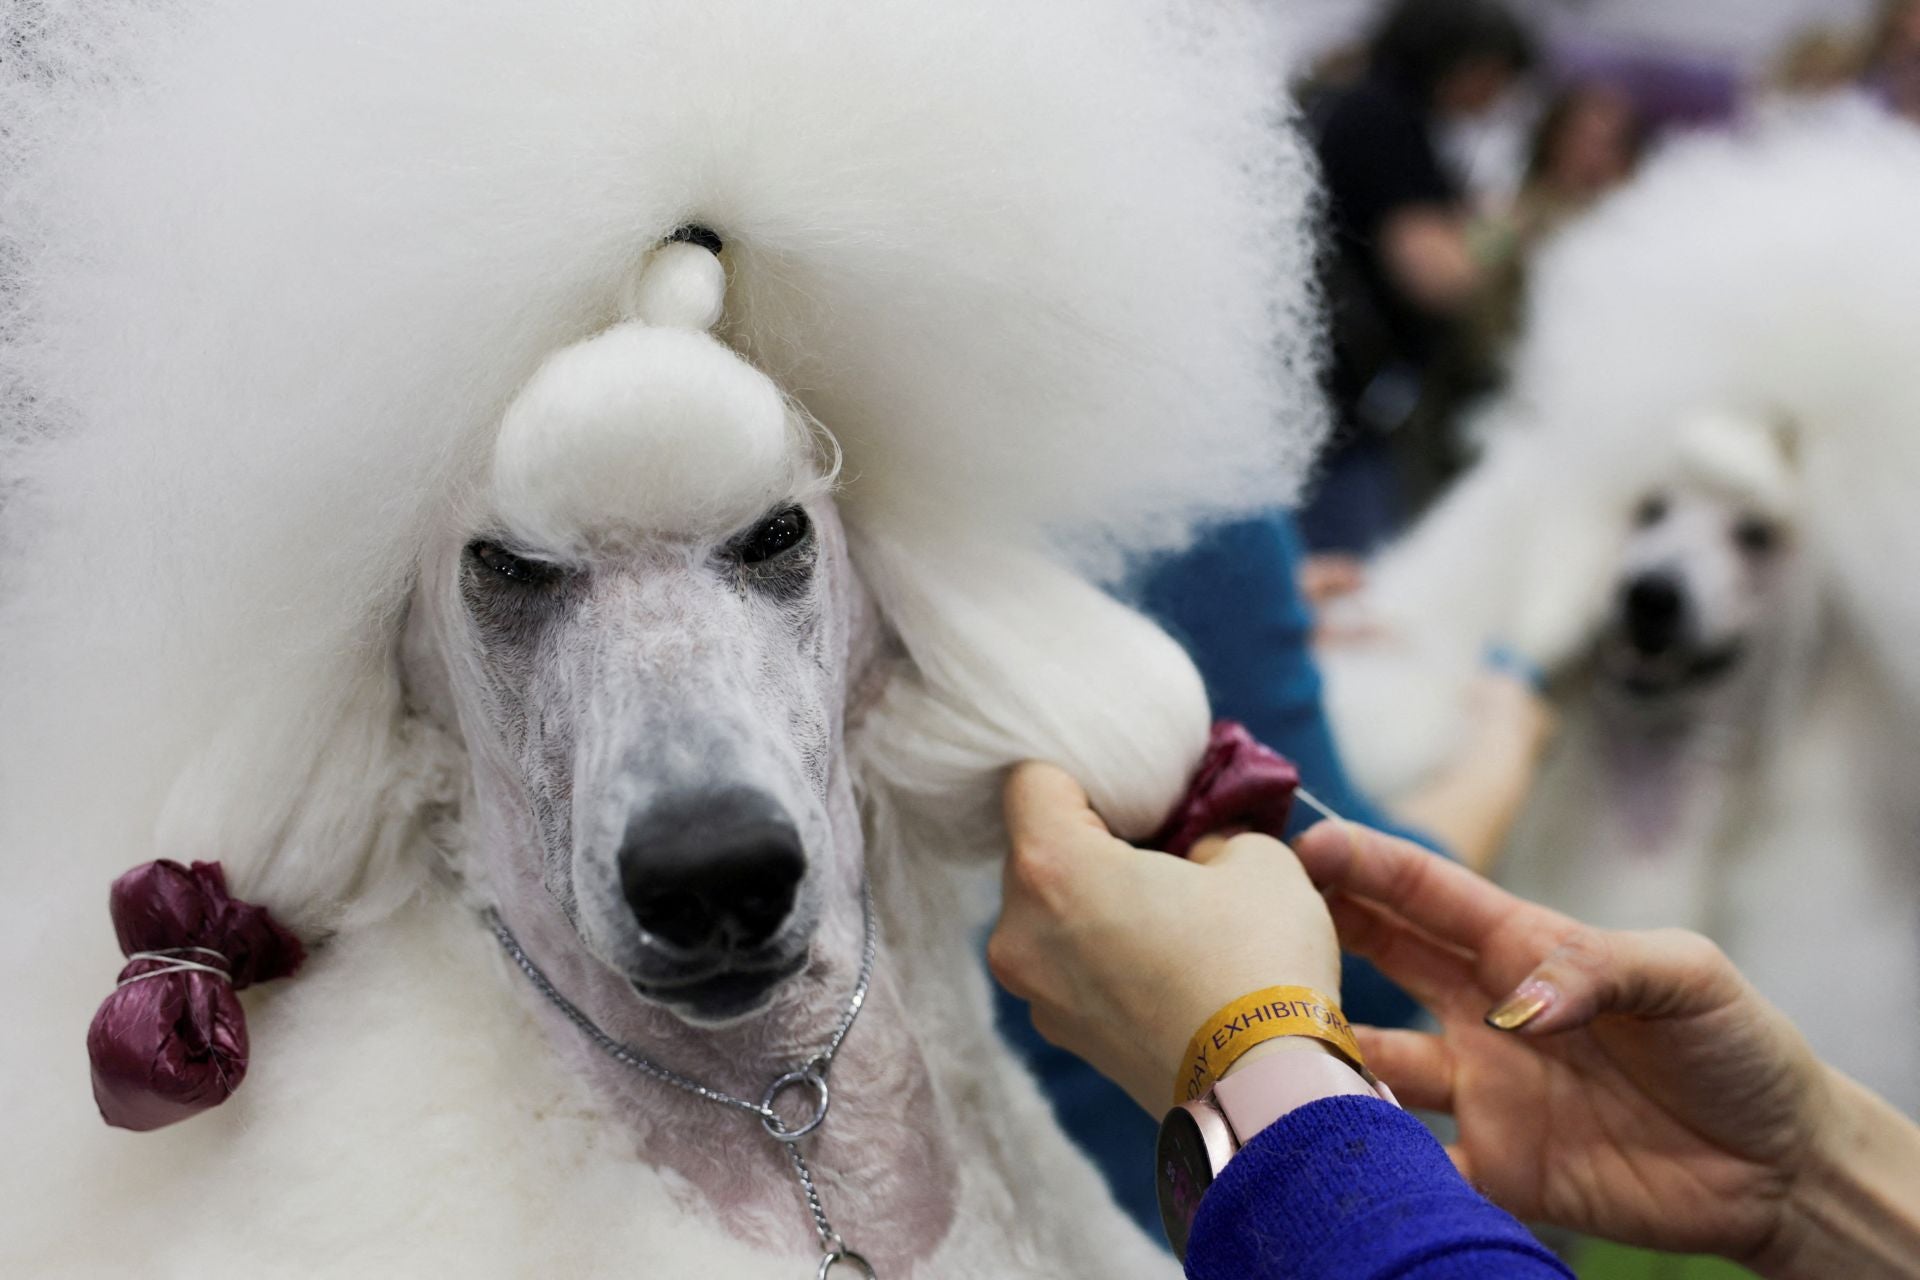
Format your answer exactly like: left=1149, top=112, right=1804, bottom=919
left=731, top=505, right=812, bottom=565
left=1634, top=494, right=1669, bottom=528
left=467, top=539, right=564, bottom=587
left=1734, top=517, right=1779, bottom=556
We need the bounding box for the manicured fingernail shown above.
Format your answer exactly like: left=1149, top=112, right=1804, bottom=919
left=1485, top=979, right=1555, bottom=1031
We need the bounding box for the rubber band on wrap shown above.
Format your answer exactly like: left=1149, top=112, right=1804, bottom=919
left=116, top=949, right=237, bottom=986
left=86, top=860, right=305, bottom=1131
left=1150, top=721, right=1303, bottom=856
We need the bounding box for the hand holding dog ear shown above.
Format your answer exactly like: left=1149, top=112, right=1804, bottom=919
left=988, top=761, right=1343, bottom=1114
left=992, top=761, right=1920, bottom=1278
left=1292, top=820, right=1920, bottom=1279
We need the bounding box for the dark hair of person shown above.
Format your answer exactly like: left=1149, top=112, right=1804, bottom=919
left=1368, top=0, right=1539, bottom=104
left=1868, top=0, right=1920, bottom=66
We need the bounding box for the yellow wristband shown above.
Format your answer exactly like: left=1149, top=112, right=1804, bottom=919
left=1173, top=986, right=1365, bottom=1107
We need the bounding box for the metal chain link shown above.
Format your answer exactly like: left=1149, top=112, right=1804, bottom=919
left=785, top=1142, right=839, bottom=1250
left=485, top=878, right=878, bottom=1272
left=809, top=882, right=878, bottom=1070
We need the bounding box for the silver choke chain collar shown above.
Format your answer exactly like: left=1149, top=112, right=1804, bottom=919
left=485, top=880, right=881, bottom=1279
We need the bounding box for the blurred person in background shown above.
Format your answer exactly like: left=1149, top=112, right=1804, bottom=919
left=1466, top=82, right=1647, bottom=371
left=1299, top=0, right=1537, bottom=556
left=1772, top=26, right=1869, bottom=98
left=1755, top=25, right=1875, bottom=125
left=1866, top=0, right=1920, bottom=121
left=1297, top=38, right=1370, bottom=100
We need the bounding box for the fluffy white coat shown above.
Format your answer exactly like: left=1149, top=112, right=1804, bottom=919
left=0, top=1, right=1325, bottom=1273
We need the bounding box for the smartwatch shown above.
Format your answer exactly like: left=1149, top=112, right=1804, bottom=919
left=1154, top=1041, right=1398, bottom=1259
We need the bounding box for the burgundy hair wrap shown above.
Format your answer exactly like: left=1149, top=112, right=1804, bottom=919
left=86, top=860, right=305, bottom=1131
left=1151, top=721, right=1302, bottom=857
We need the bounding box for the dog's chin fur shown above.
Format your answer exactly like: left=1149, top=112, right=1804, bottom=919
left=634, top=953, right=812, bottom=1027
left=1320, top=115, right=1920, bottom=1116
left=1597, top=638, right=1747, bottom=702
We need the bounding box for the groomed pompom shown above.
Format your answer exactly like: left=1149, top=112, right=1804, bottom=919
left=489, top=322, right=801, bottom=548
left=620, top=240, right=726, bottom=332
left=86, top=860, right=305, bottom=1132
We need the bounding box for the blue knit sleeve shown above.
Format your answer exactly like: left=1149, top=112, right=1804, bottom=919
left=1185, top=1096, right=1572, bottom=1280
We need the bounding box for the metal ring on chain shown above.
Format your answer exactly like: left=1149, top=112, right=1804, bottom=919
left=762, top=1067, right=831, bottom=1141
left=485, top=879, right=879, bottom=1271
left=817, top=1248, right=878, bottom=1279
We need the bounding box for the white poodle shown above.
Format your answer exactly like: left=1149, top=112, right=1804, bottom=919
left=1323, top=117, right=1920, bottom=1116
left=0, top=2, right=1326, bottom=1274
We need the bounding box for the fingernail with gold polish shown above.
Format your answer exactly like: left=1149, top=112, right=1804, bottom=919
left=1485, top=979, right=1555, bottom=1032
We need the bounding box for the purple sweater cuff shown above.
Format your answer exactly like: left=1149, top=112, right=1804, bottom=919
left=1185, top=1095, right=1574, bottom=1280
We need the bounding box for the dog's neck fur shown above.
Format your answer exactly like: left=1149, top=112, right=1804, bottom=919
left=1585, top=658, right=1775, bottom=866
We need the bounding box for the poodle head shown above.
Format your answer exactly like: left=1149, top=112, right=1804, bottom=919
left=403, top=240, right=861, bottom=1026
left=1597, top=411, right=1807, bottom=702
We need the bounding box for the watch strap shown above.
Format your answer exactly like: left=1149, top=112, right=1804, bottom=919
left=1210, top=1045, right=1382, bottom=1146
left=1155, top=1045, right=1397, bottom=1262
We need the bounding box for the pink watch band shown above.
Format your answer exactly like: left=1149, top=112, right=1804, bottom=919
left=1154, top=1044, right=1401, bottom=1259
left=1210, top=1047, right=1393, bottom=1145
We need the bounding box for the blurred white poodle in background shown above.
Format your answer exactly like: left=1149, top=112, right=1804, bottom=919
left=1323, top=117, right=1920, bottom=1116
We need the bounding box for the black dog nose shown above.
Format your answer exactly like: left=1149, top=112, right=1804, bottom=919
left=1622, top=574, right=1686, bottom=656
left=620, top=790, right=804, bottom=955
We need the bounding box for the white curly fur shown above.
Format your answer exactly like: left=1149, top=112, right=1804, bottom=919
left=0, top=1, right=1325, bottom=1273
left=1322, top=115, right=1920, bottom=1113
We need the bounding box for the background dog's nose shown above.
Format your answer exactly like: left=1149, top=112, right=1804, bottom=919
left=1622, top=573, right=1686, bottom=655
left=620, top=790, right=805, bottom=954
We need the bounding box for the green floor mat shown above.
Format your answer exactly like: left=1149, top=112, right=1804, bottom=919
left=1574, top=1240, right=1758, bottom=1280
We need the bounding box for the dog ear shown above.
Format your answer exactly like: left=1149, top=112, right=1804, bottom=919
left=153, top=657, right=465, bottom=938
left=845, top=521, right=1210, bottom=858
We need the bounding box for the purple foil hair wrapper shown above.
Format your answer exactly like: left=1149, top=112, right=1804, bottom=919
left=1151, top=721, right=1301, bottom=858
left=86, top=860, right=305, bottom=1131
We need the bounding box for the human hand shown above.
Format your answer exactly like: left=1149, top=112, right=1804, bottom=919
left=1292, top=819, right=1920, bottom=1276
left=1298, top=554, right=1367, bottom=610
left=1391, top=670, right=1557, bottom=873
left=987, top=761, right=1343, bottom=1113
left=1461, top=669, right=1556, bottom=761
left=1299, top=554, right=1389, bottom=646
